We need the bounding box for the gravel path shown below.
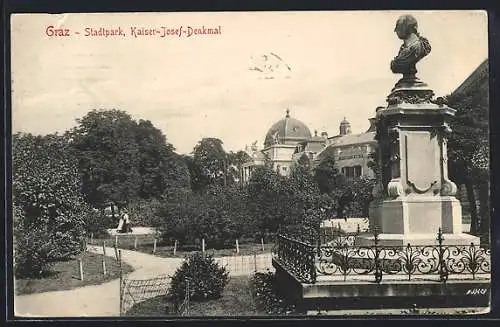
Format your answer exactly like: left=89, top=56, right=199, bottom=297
left=14, top=246, right=272, bottom=317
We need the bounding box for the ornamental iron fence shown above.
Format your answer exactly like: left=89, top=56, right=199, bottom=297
left=273, top=227, right=490, bottom=284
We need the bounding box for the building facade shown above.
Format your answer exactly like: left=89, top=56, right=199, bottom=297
left=241, top=109, right=378, bottom=184
left=315, top=116, right=377, bottom=179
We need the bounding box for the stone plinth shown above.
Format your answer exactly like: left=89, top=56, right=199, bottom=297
left=356, top=196, right=479, bottom=246
left=272, top=258, right=490, bottom=313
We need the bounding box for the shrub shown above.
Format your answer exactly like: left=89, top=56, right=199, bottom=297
left=84, top=209, right=114, bottom=238
left=168, top=252, right=229, bottom=305
left=13, top=133, right=88, bottom=277
left=158, top=186, right=246, bottom=248
left=251, top=272, right=296, bottom=315
left=14, top=206, right=55, bottom=278
left=127, top=198, right=162, bottom=227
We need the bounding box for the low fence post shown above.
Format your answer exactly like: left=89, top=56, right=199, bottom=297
left=202, top=238, right=205, bottom=254
left=261, top=238, right=265, bottom=252
left=78, top=258, right=84, bottom=281
left=235, top=239, right=239, bottom=254
left=119, top=250, right=123, bottom=315
left=102, top=241, right=107, bottom=256
left=173, top=240, right=177, bottom=256
left=134, top=236, right=138, bottom=250
left=153, top=238, right=157, bottom=254
left=102, top=257, right=107, bottom=276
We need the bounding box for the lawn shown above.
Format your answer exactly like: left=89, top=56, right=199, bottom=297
left=15, top=251, right=134, bottom=295
left=125, top=276, right=266, bottom=316
left=89, top=233, right=274, bottom=258
left=135, top=241, right=275, bottom=258
left=90, top=233, right=157, bottom=249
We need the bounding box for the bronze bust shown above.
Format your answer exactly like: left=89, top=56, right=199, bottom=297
left=391, top=15, right=431, bottom=81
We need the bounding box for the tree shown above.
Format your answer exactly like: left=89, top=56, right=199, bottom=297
left=446, top=84, right=489, bottom=238
left=13, top=133, right=89, bottom=277
left=246, top=166, right=282, bottom=236
left=69, top=109, right=189, bottom=212
left=313, top=148, right=345, bottom=195
left=341, top=177, right=377, bottom=218
left=283, top=158, right=334, bottom=241
left=158, top=184, right=248, bottom=248
left=226, top=150, right=252, bottom=186
left=191, top=138, right=228, bottom=191
left=313, top=148, right=347, bottom=217
left=69, top=109, right=140, bottom=209
left=134, top=119, right=189, bottom=198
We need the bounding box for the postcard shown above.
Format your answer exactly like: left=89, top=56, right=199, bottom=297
left=10, top=11, right=490, bottom=318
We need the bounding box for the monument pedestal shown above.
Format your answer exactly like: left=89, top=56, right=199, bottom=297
left=358, top=81, right=480, bottom=247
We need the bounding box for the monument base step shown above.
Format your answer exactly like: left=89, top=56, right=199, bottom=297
left=273, top=259, right=490, bottom=313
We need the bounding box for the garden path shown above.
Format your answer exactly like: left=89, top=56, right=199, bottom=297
left=15, top=246, right=271, bottom=317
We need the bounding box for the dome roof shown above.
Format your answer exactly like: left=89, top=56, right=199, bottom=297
left=264, top=109, right=312, bottom=147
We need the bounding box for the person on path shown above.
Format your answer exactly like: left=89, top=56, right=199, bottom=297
left=121, top=209, right=131, bottom=233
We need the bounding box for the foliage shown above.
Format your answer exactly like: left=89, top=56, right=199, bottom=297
left=13, top=133, right=89, bottom=277
left=339, top=177, right=377, bottom=218
left=313, top=147, right=345, bottom=194
left=127, top=198, right=163, bottom=228
left=68, top=109, right=189, bottom=209
left=135, top=120, right=191, bottom=197
left=446, top=82, right=489, bottom=236
left=246, top=166, right=283, bottom=236
left=168, top=252, right=229, bottom=304
left=191, top=138, right=228, bottom=191
left=446, top=89, right=489, bottom=185
left=251, top=272, right=296, bottom=315
left=84, top=209, right=114, bottom=237
left=13, top=205, right=54, bottom=278
left=158, top=185, right=250, bottom=248
left=188, top=139, right=251, bottom=191
left=313, top=148, right=375, bottom=219
left=246, top=161, right=334, bottom=241
left=226, top=150, right=252, bottom=186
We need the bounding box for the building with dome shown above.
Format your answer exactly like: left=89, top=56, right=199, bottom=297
left=240, top=108, right=378, bottom=184
left=241, top=109, right=314, bottom=182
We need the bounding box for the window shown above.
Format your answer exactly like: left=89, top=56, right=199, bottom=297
left=342, top=165, right=362, bottom=178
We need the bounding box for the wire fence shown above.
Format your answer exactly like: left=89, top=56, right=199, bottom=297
left=215, top=253, right=273, bottom=276
left=119, top=251, right=274, bottom=315
left=120, top=274, right=171, bottom=315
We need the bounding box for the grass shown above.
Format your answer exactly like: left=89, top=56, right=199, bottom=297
left=90, top=232, right=274, bottom=259
left=134, top=242, right=275, bottom=258
left=90, top=233, right=274, bottom=258
left=125, top=276, right=266, bottom=316
left=15, top=251, right=134, bottom=295
left=90, top=234, right=157, bottom=249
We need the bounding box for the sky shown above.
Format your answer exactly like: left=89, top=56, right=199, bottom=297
left=11, top=11, right=488, bottom=155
